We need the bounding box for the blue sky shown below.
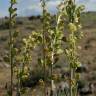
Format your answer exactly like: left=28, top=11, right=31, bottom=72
left=0, top=0, right=96, bottom=17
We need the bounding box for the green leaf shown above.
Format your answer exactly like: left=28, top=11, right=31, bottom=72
left=12, top=13, right=17, bottom=19
left=9, top=7, right=17, bottom=14
left=38, top=58, right=44, bottom=66
left=11, top=0, right=17, bottom=4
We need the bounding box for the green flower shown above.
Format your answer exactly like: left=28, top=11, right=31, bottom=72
left=68, top=23, right=77, bottom=32
left=77, top=24, right=82, bottom=29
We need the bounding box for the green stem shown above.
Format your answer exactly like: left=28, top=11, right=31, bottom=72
left=42, top=0, right=46, bottom=95
left=51, top=33, right=53, bottom=95
left=9, top=2, right=13, bottom=96
left=69, top=0, right=76, bottom=96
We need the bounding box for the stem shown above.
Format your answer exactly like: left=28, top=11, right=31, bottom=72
left=17, top=67, right=21, bottom=96
left=70, top=65, right=73, bottom=96
left=51, top=29, right=56, bottom=96
left=51, top=50, right=54, bottom=96
left=9, top=2, right=13, bottom=96
left=42, top=0, right=46, bottom=95
left=69, top=0, right=76, bottom=96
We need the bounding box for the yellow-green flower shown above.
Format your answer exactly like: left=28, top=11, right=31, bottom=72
left=68, top=23, right=77, bottom=32
left=77, top=24, right=82, bottom=29
left=24, top=66, right=28, bottom=73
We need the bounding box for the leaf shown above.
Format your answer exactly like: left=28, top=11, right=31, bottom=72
left=37, top=36, right=42, bottom=43
left=11, top=0, right=17, bottom=4
left=13, top=8, right=17, bottom=12
left=9, top=7, right=17, bottom=14
left=38, top=58, right=43, bottom=66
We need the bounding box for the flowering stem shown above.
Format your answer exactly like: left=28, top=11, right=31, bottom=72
left=41, top=0, right=47, bottom=95
left=9, top=0, right=17, bottom=95
left=9, top=2, right=13, bottom=96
